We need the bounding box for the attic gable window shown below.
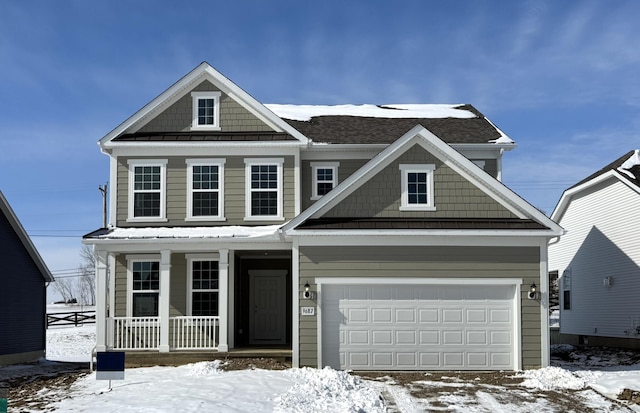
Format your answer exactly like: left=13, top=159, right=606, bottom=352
left=191, top=91, right=221, bottom=130
left=399, top=164, right=436, bottom=211
left=311, top=162, right=339, bottom=200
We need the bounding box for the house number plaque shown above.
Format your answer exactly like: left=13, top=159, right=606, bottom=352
left=301, top=307, right=315, bottom=316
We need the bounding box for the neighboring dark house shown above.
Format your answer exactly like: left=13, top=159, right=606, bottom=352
left=0, top=191, right=54, bottom=365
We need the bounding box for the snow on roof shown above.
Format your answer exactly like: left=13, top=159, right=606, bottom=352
left=617, top=149, right=640, bottom=179
left=264, top=104, right=476, bottom=122
left=94, top=225, right=282, bottom=240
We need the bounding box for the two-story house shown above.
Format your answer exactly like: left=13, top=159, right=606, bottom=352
left=83, top=62, right=563, bottom=371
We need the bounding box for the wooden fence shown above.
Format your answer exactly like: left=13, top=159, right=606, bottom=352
left=47, top=310, right=96, bottom=327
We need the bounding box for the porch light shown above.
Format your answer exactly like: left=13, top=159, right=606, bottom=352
left=527, top=283, right=540, bottom=300
left=303, top=282, right=312, bottom=299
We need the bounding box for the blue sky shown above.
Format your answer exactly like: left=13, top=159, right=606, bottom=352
left=1, top=0, right=639, bottom=287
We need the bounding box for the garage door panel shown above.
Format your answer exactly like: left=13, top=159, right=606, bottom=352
left=322, top=284, right=515, bottom=370
left=420, top=330, right=440, bottom=344
left=396, top=308, right=416, bottom=323
left=372, top=308, right=392, bottom=323
left=442, top=308, right=463, bottom=323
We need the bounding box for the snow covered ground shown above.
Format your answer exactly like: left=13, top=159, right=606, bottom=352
left=1, top=324, right=639, bottom=412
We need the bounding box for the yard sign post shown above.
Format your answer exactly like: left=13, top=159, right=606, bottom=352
left=96, top=352, right=125, bottom=390
left=0, top=384, right=7, bottom=413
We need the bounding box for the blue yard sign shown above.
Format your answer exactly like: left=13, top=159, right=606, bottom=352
left=96, top=352, right=125, bottom=381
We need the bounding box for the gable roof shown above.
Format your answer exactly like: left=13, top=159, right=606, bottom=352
left=99, top=62, right=309, bottom=147
left=552, top=149, right=640, bottom=222
left=267, top=104, right=515, bottom=145
left=0, top=191, right=54, bottom=282
left=282, top=125, right=562, bottom=236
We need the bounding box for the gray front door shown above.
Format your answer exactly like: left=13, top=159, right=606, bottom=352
left=249, top=269, right=287, bottom=344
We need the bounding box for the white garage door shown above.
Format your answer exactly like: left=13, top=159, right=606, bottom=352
left=321, top=283, right=516, bottom=370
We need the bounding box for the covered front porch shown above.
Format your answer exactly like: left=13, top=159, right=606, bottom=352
left=87, top=228, right=293, bottom=356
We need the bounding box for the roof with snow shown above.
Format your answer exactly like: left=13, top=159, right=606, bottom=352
left=569, top=149, right=640, bottom=189
left=266, top=104, right=513, bottom=145
left=83, top=225, right=282, bottom=241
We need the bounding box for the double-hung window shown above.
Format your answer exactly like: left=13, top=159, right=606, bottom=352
left=310, top=162, right=339, bottom=200
left=128, top=160, right=167, bottom=221
left=399, top=164, right=436, bottom=211
left=191, top=91, right=221, bottom=130
left=187, top=255, right=219, bottom=317
left=245, top=158, right=284, bottom=221
left=186, top=159, right=225, bottom=221
left=128, top=258, right=160, bottom=317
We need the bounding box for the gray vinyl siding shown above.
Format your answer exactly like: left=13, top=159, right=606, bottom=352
left=116, top=155, right=296, bottom=226
left=298, top=245, right=542, bottom=368
left=324, top=144, right=517, bottom=219
left=0, top=211, right=47, bottom=360
left=137, top=80, right=274, bottom=133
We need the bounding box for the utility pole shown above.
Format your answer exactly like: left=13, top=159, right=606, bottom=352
left=99, top=183, right=108, bottom=228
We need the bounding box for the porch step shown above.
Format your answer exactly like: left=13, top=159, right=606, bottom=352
left=122, top=349, right=292, bottom=368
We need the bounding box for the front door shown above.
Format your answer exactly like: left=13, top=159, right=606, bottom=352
left=249, top=269, right=287, bottom=344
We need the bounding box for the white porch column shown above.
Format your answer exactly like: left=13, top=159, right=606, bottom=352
left=218, top=249, right=229, bottom=352
left=95, top=250, right=109, bottom=352
left=159, top=250, right=171, bottom=352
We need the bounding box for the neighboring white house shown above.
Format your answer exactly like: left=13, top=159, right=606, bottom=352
left=549, top=150, right=640, bottom=348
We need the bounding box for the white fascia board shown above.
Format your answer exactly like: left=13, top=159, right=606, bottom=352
left=109, top=144, right=301, bottom=158
left=551, top=170, right=640, bottom=222
left=287, top=232, right=554, bottom=247
left=100, top=62, right=310, bottom=148
left=301, top=144, right=386, bottom=160
left=82, top=238, right=291, bottom=252
left=449, top=144, right=503, bottom=159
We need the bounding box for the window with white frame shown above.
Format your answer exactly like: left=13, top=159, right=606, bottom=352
left=191, top=91, right=221, bottom=130
left=128, top=160, right=167, bottom=221
left=186, top=159, right=225, bottom=220
left=311, top=162, right=339, bottom=200
left=400, top=164, right=436, bottom=211
left=129, top=259, right=160, bottom=317
left=188, top=256, right=219, bottom=316
left=245, top=158, right=284, bottom=220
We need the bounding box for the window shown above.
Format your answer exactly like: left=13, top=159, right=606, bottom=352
left=191, top=91, right=221, bottom=130
left=128, top=160, right=167, bottom=221
left=188, top=256, right=219, bottom=316
left=130, top=260, right=160, bottom=317
left=245, top=158, right=284, bottom=220
left=400, top=164, right=436, bottom=211
left=311, top=162, right=339, bottom=200
left=186, top=159, right=225, bottom=221
left=562, top=268, right=571, bottom=310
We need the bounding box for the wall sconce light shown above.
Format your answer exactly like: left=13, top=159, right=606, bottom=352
left=303, top=282, right=312, bottom=299
left=603, top=276, right=612, bottom=288
left=527, top=283, right=540, bottom=300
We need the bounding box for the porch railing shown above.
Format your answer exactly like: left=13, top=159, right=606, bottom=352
left=108, top=316, right=219, bottom=351
left=171, top=316, right=219, bottom=350
left=110, top=317, right=160, bottom=350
